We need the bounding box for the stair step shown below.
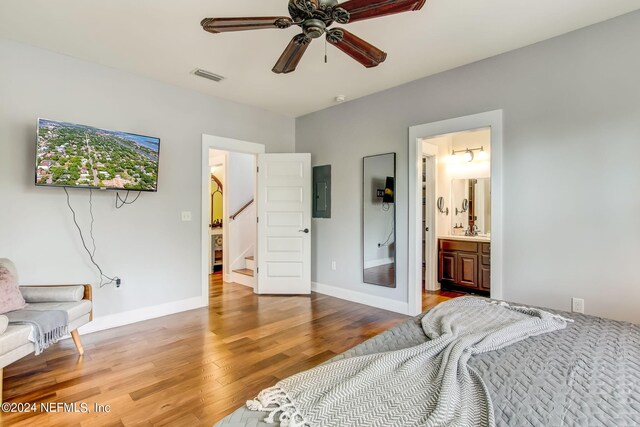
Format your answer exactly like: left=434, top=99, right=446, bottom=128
left=233, top=268, right=254, bottom=277
left=245, top=256, right=254, bottom=260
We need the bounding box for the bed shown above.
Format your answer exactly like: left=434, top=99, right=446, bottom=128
left=215, top=305, right=640, bottom=426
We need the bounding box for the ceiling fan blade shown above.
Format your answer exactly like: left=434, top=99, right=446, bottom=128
left=273, top=34, right=312, bottom=74
left=338, top=0, right=426, bottom=23
left=201, top=17, right=293, bottom=34
left=326, top=28, right=387, bottom=68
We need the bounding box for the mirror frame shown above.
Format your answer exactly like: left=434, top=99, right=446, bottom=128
left=362, top=152, right=397, bottom=288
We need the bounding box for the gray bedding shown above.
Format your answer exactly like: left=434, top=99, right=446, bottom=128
left=215, top=307, right=640, bottom=427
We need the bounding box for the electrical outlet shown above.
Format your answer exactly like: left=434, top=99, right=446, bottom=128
left=181, top=211, right=192, bottom=221
left=331, top=261, right=337, bottom=271
left=116, top=278, right=122, bottom=288
left=571, top=297, right=584, bottom=314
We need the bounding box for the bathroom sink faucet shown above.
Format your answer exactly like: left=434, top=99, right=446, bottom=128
left=465, top=224, right=479, bottom=237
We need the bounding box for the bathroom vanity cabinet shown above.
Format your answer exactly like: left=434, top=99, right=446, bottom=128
left=438, top=238, right=490, bottom=293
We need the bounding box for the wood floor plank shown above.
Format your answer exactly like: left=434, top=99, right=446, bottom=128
left=0, top=273, right=456, bottom=426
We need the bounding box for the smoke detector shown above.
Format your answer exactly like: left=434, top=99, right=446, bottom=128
left=193, top=68, right=225, bottom=82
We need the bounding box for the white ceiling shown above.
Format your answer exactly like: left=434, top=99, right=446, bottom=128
left=1, top=1, right=638, bottom=117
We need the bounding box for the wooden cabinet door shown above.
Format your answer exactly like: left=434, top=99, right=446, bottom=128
left=480, top=264, right=491, bottom=291
left=457, top=253, right=478, bottom=289
left=439, top=252, right=457, bottom=283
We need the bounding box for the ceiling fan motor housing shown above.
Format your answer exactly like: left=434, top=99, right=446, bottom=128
left=302, top=19, right=326, bottom=38
left=288, top=0, right=342, bottom=27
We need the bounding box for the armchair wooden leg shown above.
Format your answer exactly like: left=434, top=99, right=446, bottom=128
left=71, top=330, right=84, bottom=356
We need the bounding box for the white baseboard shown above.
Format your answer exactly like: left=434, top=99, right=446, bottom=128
left=78, top=296, right=206, bottom=335
left=311, top=282, right=409, bottom=315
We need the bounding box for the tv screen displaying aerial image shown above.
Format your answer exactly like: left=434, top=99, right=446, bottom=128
left=36, top=118, right=160, bottom=192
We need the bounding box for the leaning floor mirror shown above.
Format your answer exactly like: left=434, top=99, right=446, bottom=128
left=363, top=153, right=396, bottom=288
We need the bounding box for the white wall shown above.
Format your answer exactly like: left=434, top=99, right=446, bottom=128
left=425, top=136, right=453, bottom=238
left=0, top=39, right=294, bottom=325
left=226, top=151, right=256, bottom=272
left=226, top=152, right=255, bottom=215
left=296, top=11, right=640, bottom=323
left=447, top=130, right=492, bottom=180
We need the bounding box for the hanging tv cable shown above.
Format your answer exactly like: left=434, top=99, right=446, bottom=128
left=64, top=188, right=120, bottom=288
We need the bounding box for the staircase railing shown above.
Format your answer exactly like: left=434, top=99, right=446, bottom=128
left=230, top=199, right=254, bottom=220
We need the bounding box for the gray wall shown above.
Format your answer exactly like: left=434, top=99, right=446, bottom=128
left=0, top=39, right=295, bottom=318
left=296, top=11, right=640, bottom=323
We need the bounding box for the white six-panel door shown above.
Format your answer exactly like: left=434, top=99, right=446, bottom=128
left=256, top=153, right=311, bottom=294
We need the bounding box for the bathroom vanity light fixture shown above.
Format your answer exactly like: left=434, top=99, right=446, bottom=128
left=451, top=146, right=487, bottom=162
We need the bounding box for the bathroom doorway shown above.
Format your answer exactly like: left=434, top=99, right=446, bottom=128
left=407, top=110, right=504, bottom=316
left=421, top=128, right=492, bottom=297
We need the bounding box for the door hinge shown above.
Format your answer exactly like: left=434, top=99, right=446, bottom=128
left=256, top=217, right=259, bottom=223
left=257, top=166, right=259, bottom=173
left=256, top=267, right=259, bottom=274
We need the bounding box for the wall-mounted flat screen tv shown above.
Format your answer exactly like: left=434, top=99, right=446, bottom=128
left=36, top=118, right=160, bottom=192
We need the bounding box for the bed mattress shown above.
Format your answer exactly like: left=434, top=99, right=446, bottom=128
left=215, top=307, right=640, bottom=426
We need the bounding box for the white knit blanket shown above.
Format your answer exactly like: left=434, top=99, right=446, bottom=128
left=246, top=297, right=571, bottom=427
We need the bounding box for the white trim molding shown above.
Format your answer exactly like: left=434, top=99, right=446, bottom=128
left=79, top=296, right=205, bottom=335
left=408, top=110, right=504, bottom=316
left=312, top=282, right=409, bottom=315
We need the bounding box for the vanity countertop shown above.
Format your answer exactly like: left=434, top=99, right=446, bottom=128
left=438, top=235, right=491, bottom=243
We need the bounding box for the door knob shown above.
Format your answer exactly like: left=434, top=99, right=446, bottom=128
left=299, top=228, right=310, bottom=233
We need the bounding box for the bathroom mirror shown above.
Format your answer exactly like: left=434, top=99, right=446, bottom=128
left=451, top=178, right=491, bottom=235
left=363, top=153, right=396, bottom=287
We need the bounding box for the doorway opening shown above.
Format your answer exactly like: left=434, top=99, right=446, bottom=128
left=208, top=149, right=257, bottom=293
left=407, top=110, right=504, bottom=316
left=421, top=128, right=492, bottom=299
left=201, top=135, right=265, bottom=305
left=201, top=135, right=313, bottom=304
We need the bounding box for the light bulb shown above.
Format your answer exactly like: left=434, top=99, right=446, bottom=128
left=210, top=166, right=217, bottom=174
left=477, top=148, right=488, bottom=161
left=463, top=149, right=474, bottom=162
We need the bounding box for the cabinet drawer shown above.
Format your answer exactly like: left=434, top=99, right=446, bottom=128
left=481, top=243, right=491, bottom=254
left=481, top=255, right=490, bottom=266
left=440, top=240, right=478, bottom=253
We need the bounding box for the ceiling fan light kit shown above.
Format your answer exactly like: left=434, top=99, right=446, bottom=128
left=201, top=0, right=426, bottom=74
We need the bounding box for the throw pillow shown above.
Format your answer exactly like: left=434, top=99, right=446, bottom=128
left=0, top=258, right=19, bottom=282
left=0, top=265, right=26, bottom=314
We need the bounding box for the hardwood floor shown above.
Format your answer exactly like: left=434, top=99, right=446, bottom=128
left=1, top=274, right=456, bottom=426
left=423, top=288, right=465, bottom=311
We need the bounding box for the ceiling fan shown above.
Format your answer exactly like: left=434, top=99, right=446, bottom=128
left=201, top=0, right=426, bottom=74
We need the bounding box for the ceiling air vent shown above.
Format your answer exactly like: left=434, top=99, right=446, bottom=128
left=193, top=68, right=225, bottom=82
